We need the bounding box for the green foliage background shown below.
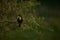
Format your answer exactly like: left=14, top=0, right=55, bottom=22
left=0, top=0, right=60, bottom=40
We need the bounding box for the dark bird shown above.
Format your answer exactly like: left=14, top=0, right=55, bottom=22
left=17, top=15, right=23, bottom=27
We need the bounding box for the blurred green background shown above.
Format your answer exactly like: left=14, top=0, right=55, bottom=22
left=0, top=0, right=60, bottom=40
